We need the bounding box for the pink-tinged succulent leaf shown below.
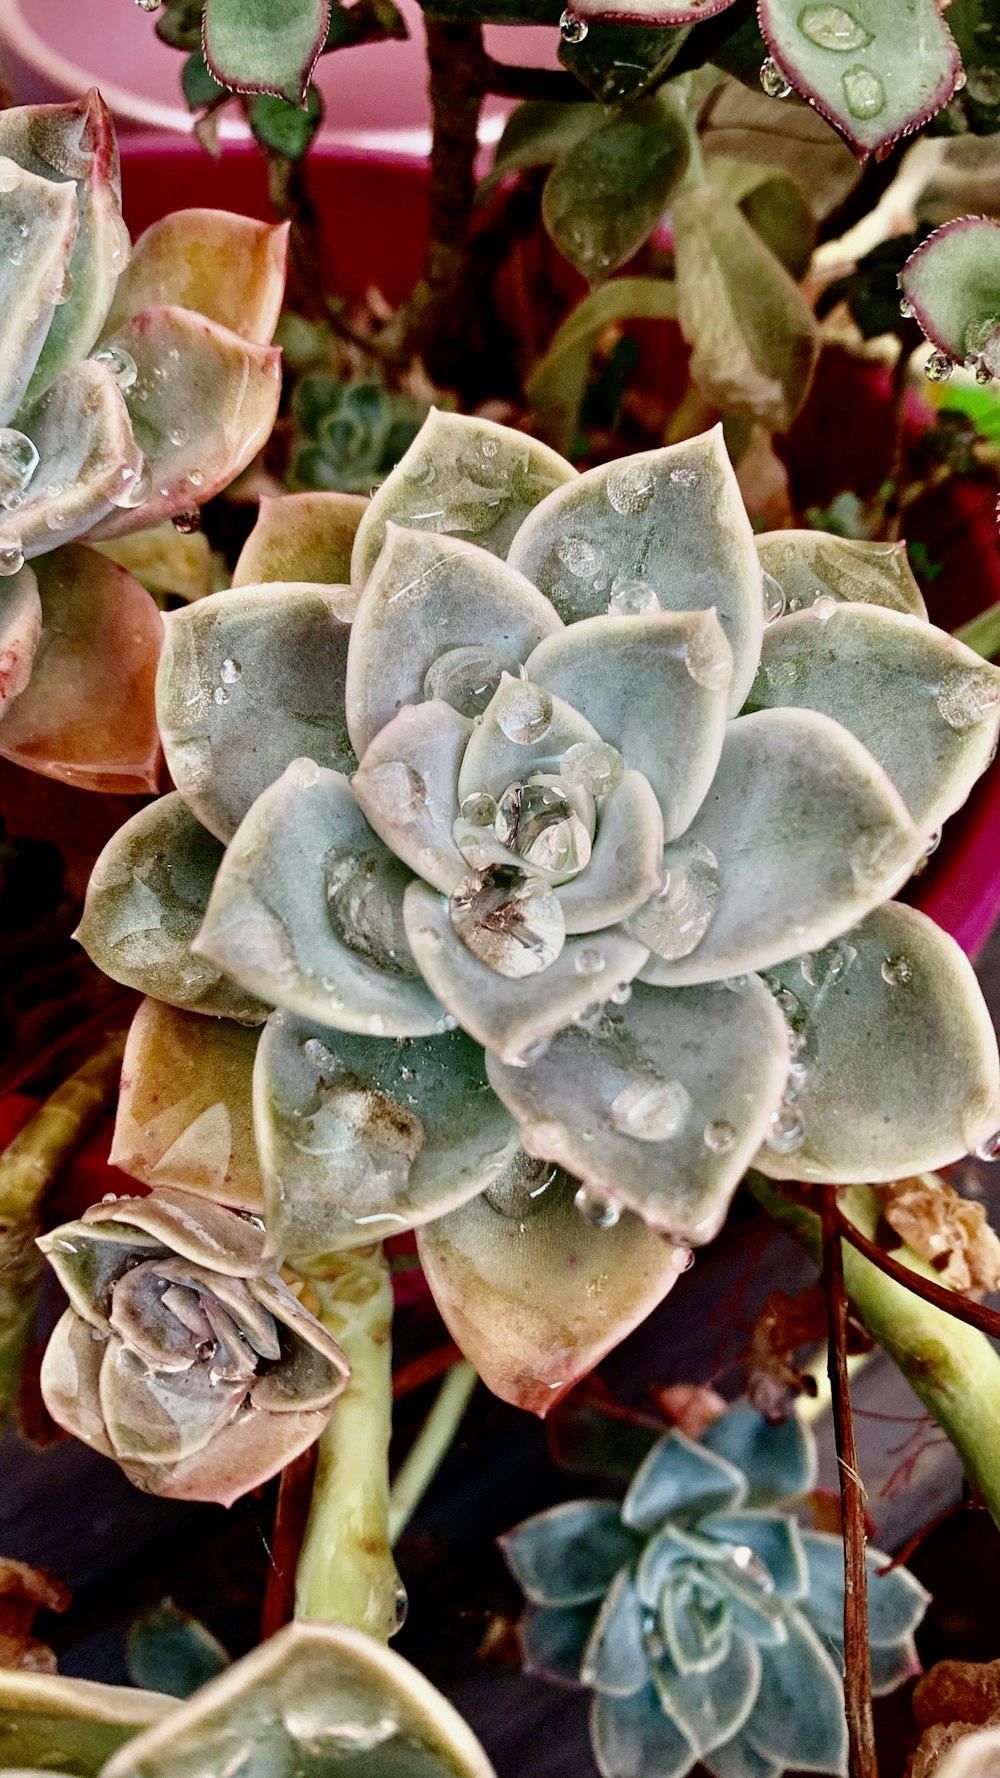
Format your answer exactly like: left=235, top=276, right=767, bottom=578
left=90, top=307, right=281, bottom=539
left=0, top=564, right=41, bottom=713
left=0, top=544, right=161, bottom=792
left=353, top=701, right=475, bottom=895
left=95, top=521, right=215, bottom=605
left=0, top=1667, right=175, bottom=1775
left=416, top=1164, right=689, bottom=1416
left=570, top=0, right=734, bottom=24
left=156, top=583, right=355, bottom=843
left=747, top=603, right=1000, bottom=836
left=485, top=979, right=789, bottom=1243
left=0, top=155, right=78, bottom=424
left=112, top=998, right=264, bottom=1212
left=233, top=490, right=367, bottom=587
left=5, top=359, right=143, bottom=560
left=103, top=210, right=288, bottom=347
left=757, top=532, right=927, bottom=619
left=634, top=709, right=923, bottom=986
left=758, top=0, right=963, bottom=160
left=755, top=904, right=1000, bottom=1184
left=76, top=793, right=268, bottom=1023
left=253, top=1009, right=520, bottom=1261
left=203, top=0, right=331, bottom=104
left=899, top=216, right=1000, bottom=367
left=0, top=91, right=131, bottom=403
left=541, top=93, right=689, bottom=284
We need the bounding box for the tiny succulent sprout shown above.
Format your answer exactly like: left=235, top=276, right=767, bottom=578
left=71, top=409, right=1000, bottom=1436
left=500, top=1406, right=929, bottom=1778
left=0, top=92, right=286, bottom=792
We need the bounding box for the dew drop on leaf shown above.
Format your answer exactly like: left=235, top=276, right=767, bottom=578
left=559, top=9, right=588, bottom=40
left=762, top=571, right=786, bottom=623
left=610, top=1078, right=690, bottom=1142
left=609, top=577, right=660, bottom=617
left=880, top=954, right=913, bottom=986
left=448, top=863, right=565, bottom=978
left=937, top=668, right=1000, bottom=732
left=797, top=5, right=873, bottom=52
left=841, top=63, right=885, bottom=118
left=574, top=1184, right=620, bottom=1227
left=975, top=1130, right=1000, bottom=1162
left=924, top=350, right=954, bottom=384
left=760, top=57, right=793, bottom=98
left=606, top=462, right=656, bottom=515
left=496, top=681, right=553, bottom=745
left=92, top=346, right=138, bottom=390
left=766, top=1103, right=805, bottom=1155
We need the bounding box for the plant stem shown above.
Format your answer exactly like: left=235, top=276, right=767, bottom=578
left=831, top=1200, right=1000, bottom=1345
left=821, top=1186, right=878, bottom=1778
left=388, top=1361, right=477, bottom=1544
left=749, top=1174, right=1000, bottom=1529
left=294, top=1244, right=403, bottom=1639
left=955, top=600, right=1000, bottom=662
left=261, top=1443, right=318, bottom=1639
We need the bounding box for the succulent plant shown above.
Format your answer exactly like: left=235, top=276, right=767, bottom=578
left=37, top=1186, right=349, bottom=1504
left=501, top=1405, right=928, bottom=1778
left=290, top=377, right=426, bottom=496
left=74, top=409, right=1000, bottom=1421
left=0, top=91, right=285, bottom=791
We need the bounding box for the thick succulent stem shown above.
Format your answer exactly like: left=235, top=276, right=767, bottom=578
left=749, top=1175, right=1000, bottom=1529
left=388, top=1361, right=477, bottom=1544
left=294, top=1244, right=403, bottom=1639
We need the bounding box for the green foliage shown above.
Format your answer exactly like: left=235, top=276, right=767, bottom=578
left=248, top=86, right=324, bottom=157
left=819, top=230, right=928, bottom=340
left=290, top=376, right=428, bottom=493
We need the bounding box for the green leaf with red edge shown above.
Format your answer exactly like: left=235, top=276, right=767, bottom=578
left=570, top=0, right=734, bottom=26
left=203, top=0, right=330, bottom=104
left=899, top=216, right=1000, bottom=373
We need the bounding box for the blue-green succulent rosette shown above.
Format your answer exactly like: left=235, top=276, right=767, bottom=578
left=74, top=409, right=1000, bottom=1422
left=501, top=1407, right=929, bottom=1778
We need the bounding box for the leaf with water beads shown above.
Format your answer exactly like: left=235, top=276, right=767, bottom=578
left=541, top=92, right=689, bottom=284
left=232, top=488, right=366, bottom=587
left=899, top=216, right=1000, bottom=379
left=756, top=532, right=927, bottom=621
left=0, top=154, right=78, bottom=426
left=753, top=901, right=1000, bottom=1183
left=417, top=1163, right=687, bottom=1416
left=203, top=0, right=329, bottom=104
left=5, top=358, right=143, bottom=562
left=103, top=210, right=288, bottom=347
left=556, top=771, right=666, bottom=934
left=0, top=1667, right=174, bottom=1776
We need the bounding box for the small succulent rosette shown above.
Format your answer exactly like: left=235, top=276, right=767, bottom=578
left=76, top=410, right=1000, bottom=1420
left=37, top=1187, right=348, bottom=1504
left=0, top=92, right=285, bottom=792
left=290, top=375, right=426, bottom=495
left=501, top=1406, right=929, bottom=1778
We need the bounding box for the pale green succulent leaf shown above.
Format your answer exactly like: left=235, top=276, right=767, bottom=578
left=156, top=582, right=355, bottom=843
left=403, top=880, right=649, bottom=1065
left=253, top=1008, right=519, bottom=1260
left=9, top=360, right=143, bottom=559
left=36, top=1222, right=168, bottom=1331
left=704, top=1732, right=782, bottom=1778
left=351, top=409, right=577, bottom=589
left=0, top=155, right=77, bottom=424
left=203, top=0, right=329, bottom=103
left=541, top=93, right=689, bottom=284
left=659, top=1579, right=732, bottom=1676
left=112, top=999, right=264, bottom=1212
left=868, top=1637, right=920, bottom=1696
left=756, top=532, right=927, bottom=620
left=636, top=710, right=922, bottom=986
left=76, top=793, right=266, bottom=1022
left=346, top=524, right=563, bottom=755
left=233, top=489, right=367, bottom=587
left=104, top=210, right=286, bottom=346
left=581, top=1568, right=650, bottom=1697
left=486, top=979, right=789, bottom=1243
left=557, top=772, right=665, bottom=934
left=590, top=1683, right=698, bottom=1778
left=754, top=902, right=1000, bottom=1182
left=520, top=1604, right=595, bottom=1686
left=526, top=276, right=677, bottom=456
left=797, top=1532, right=930, bottom=1647
left=418, top=1163, right=686, bottom=1415
left=526, top=611, right=731, bottom=838
left=0, top=564, right=40, bottom=715
left=506, top=427, right=763, bottom=713
left=127, top=1602, right=231, bottom=1701
left=456, top=676, right=599, bottom=805
left=0, top=1671, right=174, bottom=1777
left=623, top=1431, right=747, bottom=1531
left=742, top=1608, right=848, bottom=1775
left=500, top=1502, right=641, bottom=1607
left=479, top=100, right=604, bottom=202
left=352, top=700, right=474, bottom=894
left=700, top=1407, right=817, bottom=1507
left=653, top=1635, right=762, bottom=1757
left=698, top=1512, right=808, bottom=1600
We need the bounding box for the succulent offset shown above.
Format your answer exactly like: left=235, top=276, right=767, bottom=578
left=501, top=1405, right=928, bottom=1778
left=0, top=92, right=285, bottom=791
left=73, top=407, right=1000, bottom=1430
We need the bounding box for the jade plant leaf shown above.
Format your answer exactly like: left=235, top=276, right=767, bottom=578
left=756, top=532, right=927, bottom=619
left=231, top=489, right=366, bottom=587
left=203, top=0, right=330, bottom=104
left=416, top=1164, right=689, bottom=1414
left=0, top=1670, right=174, bottom=1776
left=753, top=902, right=1000, bottom=1183
left=76, top=793, right=267, bottom=1022
left=0, top=563, right=41, bottom=713
left=103, top=210, right=289, bottom=346
left=253, top=1008, right=520, bottom=1258
left=899, top=217, right=1000, bottom=376
left=541, top=93, right=689, bottom=283
left=525, top=276, right=677, bottom=456
left=112, top=998, right=264, bottom=1210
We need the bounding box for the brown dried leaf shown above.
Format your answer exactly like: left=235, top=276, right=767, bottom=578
left=882, top=1175, right=1000, bottom=1295
left=914, top=1658, right=1000, bottom=1730
left=652, top=1383, right=727, bottom=1440
left=0, top=1557, right=69, bottom=1672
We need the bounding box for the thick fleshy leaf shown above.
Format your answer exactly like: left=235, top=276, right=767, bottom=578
left=756, top=533, right=927, bottom=621
left=637, top=710, right=922, bottom=986
left=557, top=772, right=666, bottom=934
left=754, top=902, right=1000, bottom=1183
left=520, top=1604, right=595, bottom=1685
left=102, top=1621, right=496, bottom=1778
left=672, top=182, right=818, bottom=433
left=623, top=1432, right=746, bottom=1531
left=404, top=882, right=649, bottom=1065
left=758, top=0, right=962, bottom=159
left=195, top=762, right=449, bottom=1037
left=867, top=1636, right=921, bottom=1696
left=0, top=155, right=77, bottom=425
left=526, top=277, right=678, bottom=456
left=0, top=564, right=40, bottom=713
left=0, top=544, right=161, bottom=792
left=91, top=308, right=281, bottom=539
left=38, top=1221, right=166, bottom=1330
left=701, top=79, right=860, bottom=224
left=80, top=1185, right=270, bottom=1273
left=500, top=1502, right=640, bottom=1607
left=204, top=0, right=330, bottom=104
left=698, top=1512, right=807, bottom=1600
left=456, top=676, right=598, bottom=805
left=581, top=1569, right=649, bottom=1697
left=127, top=1601, right=230, bottom=1700
left=156, top=582, right=354, bottom=843
left=350, top=409, right=577, bottom=589
left=5, top=360, right=143, bottom=560
left=75, top=793, right=266, bottom=1023
left=345, top=525, right=563, bottom=755
left=659, top=1572, right=732, bottom=1675
left=506, top=428, right=762, bottom=714
left=798, top=1532, right=929, bottom=1646
left=542, top=93, right=689, bottom=283
left=112, top=999, right=263, bottom=1211
left=705, top=1733, right=782, bottom=1778
left=743, top=1608, right=848, bottom=1775
left=103, top=211, right=287, bottom=346
left=253, top=1009, right=519, bottom=1258
left=654, top=1636, right=762, bottom=1757
left=590, top=1685, right=698, bottom=1778
left=700, top=1406, right=817, bottom=1507
left=353, top=700, right=474, bottom=894
left=526, top=611, right=731, bottom=837
left=747, top=603, right=1000, bottom=835
left=232, top=490, right=367, bottom=587
left=417, top=1165, right=687, bottom=1414
left=0, top=1669, right=174, bottom=1776
left=486, top=979, right=789, bottom=1243
left=96, top=521, right=214, bottom=605
left=99, top=1336, right=246, bottom=1464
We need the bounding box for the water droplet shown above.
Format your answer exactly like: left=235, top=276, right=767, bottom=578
left=760, top=56, right=792, bottom=98
left=728, top=1544, right=775, bottom=1592
left=685, top=619, right=732, bottom=691
left=220, top=658, right=241, bottom=686
left=813, top=594, right=837, bottom=622
left=111, top=460, right=152, bottom=510
left=899, top=296, right=914, bottom=319
left=762, top=571, right=786, bottom=623
left=669, top=465, right=699, bottom=489
left=937, top=667, right=1000, bottom=731
left=496, top=681, right=553, bottom=745
left=975, top=1130, right=1000, bottom=1162
left=424, top=644, right=525, bottom=719
left=609, top=981, right=633, bottom=1006
left=880, top=953, right=912, bottom=986
left=924, top=349, right=954, bottom=384
left=573, top=1001, right=605, bottom=1032
left=134, top=0, right=161, bottom=10
left=485, top=1150, right=557, bottom=1217
left=924, top=829, right=941, bottom=857
left=574, top=1184, right=620, bottom=1227
left=0, top=428, right=38, bottom=506
left=460, top=790, right=498, bottom=827
left=0, top=540, right=24, bottom=576
left=574, top=947, right=606, bottom=977
left=841, top=63, right=885, bottom=118
left=767, top=1102, right=804, bottom=1155
left=561, top=740, right=625, bottom=798
left=610, top=1077, right=690, bottom=1142
left=449, top=864, right=565, bottom=978
left=629, top=842, right=719, bottom=961
left=772, top=985, right=800, bottom=1019
left=798, top=4, right=873, bottom=51
left=557, top=534, right=603, bottom=579
left=325, top=851, right=413, bottom=974
left=172, top=508, right=200, bottom=534
left=405, top=455, right=436, bottom=487
left=559, top=8, right=588, bottom=40
left=92, top=345, right=138, bottom=391
left=975, top=359, right=994, bottom=387
left=495, top=780, right=591, bottom=877
left=608, top=577, right=660, bottom=617
left=481, top=436, right=500, bottom=459
left=606, top=461, right=656, bottom=515
left=213, top=686, right=229, bottom=706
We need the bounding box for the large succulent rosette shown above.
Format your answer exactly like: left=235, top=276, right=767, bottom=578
left=0, top=92, right=284, bottom=792
left=77, top=411, right=1000, bottom=1414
